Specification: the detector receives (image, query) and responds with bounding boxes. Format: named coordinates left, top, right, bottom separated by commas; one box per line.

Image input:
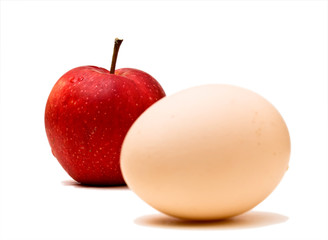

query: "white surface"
left=0, top=1, right=327, bottom=239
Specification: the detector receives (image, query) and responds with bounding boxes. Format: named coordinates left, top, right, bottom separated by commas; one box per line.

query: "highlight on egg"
left=121, top=84, right=291, bottom=221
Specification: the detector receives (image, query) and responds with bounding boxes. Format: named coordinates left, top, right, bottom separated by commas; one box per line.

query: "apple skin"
left=45, top=66, right=165, bottom=185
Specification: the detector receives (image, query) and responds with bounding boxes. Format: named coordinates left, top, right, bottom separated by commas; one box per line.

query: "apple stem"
left=110, top=38, right=123, bottom=74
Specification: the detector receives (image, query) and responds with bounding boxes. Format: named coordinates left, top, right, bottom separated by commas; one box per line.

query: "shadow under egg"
left=134, top=210, right=288, bottom=230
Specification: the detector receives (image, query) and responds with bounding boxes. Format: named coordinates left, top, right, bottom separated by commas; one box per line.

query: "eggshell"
left=121, top=84, right=290, bottom=220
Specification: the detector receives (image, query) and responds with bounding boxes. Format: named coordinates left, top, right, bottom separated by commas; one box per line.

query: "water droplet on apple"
left=69, top=76, right=77, bottom=83
left=78, top=76, right=84, bottom=82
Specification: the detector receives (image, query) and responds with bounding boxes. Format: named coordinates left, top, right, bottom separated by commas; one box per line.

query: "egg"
left=121, top=84, right=291, bottom=220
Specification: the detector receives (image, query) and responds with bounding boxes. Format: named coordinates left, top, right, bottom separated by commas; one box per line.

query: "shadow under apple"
left=61, top=179, right=129, bottom=190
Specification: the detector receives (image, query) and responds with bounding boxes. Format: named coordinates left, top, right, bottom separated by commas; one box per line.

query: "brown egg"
left=121, top=84, right=291, bottom=220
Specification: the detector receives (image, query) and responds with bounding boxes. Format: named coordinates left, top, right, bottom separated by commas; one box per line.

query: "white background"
left=1, top=0, right=327, bottom=239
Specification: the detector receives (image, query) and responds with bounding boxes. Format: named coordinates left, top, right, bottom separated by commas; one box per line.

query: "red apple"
left=45, top=39, right=165, bottom=185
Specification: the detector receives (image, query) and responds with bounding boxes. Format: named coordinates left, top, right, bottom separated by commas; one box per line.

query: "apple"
left=45, top=38, right=166, bottom=185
